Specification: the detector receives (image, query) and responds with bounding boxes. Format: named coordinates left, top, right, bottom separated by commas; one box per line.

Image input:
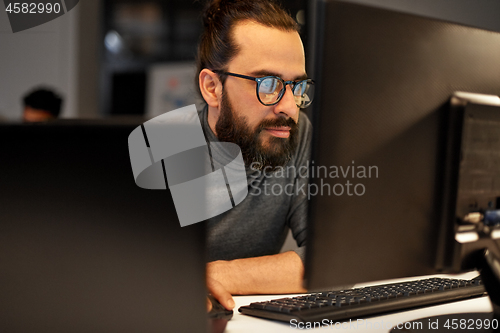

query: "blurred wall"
left=0, top=4, right=78, bottom=120
left=77, top=0, right=101, bottom=118
left=0, top=1, right=101, bottom=120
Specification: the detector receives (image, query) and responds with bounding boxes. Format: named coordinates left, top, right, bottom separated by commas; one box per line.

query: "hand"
left=207, top=275, right=235, bottom=311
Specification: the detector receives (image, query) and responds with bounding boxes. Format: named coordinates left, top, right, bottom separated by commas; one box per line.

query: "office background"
left=1, top=0, right=500, bottom=121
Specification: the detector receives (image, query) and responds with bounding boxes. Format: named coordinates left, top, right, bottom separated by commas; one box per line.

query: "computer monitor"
left=306, top=0, right=500, bottom=292
left=0, top=121, right=208, bottom=332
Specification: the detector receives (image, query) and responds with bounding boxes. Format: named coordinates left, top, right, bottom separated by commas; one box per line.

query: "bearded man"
left=197, top=0, right=314, bottom=309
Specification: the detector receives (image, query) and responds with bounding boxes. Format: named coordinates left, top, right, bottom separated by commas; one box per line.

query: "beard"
left=215, top=89, right=299, bottom=171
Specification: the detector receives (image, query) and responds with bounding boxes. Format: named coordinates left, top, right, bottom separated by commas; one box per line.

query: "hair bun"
left=203, top=0, right=221, bottom=26
left=203, top=0, right=243, bottom=27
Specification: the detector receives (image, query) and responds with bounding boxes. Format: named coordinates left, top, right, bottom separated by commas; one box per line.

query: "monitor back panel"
left=307, top=0, right=500, bottom=289
left=0, top=123, right=207, bottom=333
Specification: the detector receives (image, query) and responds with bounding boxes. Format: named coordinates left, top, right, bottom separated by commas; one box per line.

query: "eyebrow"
left=249, top=70, right=309, bottom=81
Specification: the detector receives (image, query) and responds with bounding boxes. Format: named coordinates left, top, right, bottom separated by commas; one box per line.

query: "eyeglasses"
left=213, top=70, right=315, bottom=108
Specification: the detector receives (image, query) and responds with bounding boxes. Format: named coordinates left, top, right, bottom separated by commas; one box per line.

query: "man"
left=196, top=0, right=313, bottom=310
left=22, top=88, right=63, bottom=122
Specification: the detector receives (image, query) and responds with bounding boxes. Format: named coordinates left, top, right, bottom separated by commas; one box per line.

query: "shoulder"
left=291, top=111, right=312, bottom=167
left=298, top=111, right=312, bottom=141
left=297, top=111, right=312, bottom=150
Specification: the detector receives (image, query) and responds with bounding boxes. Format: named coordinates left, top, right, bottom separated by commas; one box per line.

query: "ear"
left=199, top=69, right=222, bottom=108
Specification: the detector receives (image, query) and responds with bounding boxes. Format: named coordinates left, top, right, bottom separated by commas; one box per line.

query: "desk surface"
left=226, top=272, right=493, bottom=332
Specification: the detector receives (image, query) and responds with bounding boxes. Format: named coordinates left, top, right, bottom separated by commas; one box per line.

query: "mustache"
left=257, top=117, right=298, bottom=132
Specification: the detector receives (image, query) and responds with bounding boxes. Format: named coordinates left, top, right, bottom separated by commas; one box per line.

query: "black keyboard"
left=239, top=277, right=486, bottom=323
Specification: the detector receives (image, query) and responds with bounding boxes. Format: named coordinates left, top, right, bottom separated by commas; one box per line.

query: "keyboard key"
left=249, top=302, right=266, bottom=309
left=264, top=304, right=282, bottom=312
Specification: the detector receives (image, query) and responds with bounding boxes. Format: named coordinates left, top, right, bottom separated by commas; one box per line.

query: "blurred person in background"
left=22, top=87, right=63, bottom=122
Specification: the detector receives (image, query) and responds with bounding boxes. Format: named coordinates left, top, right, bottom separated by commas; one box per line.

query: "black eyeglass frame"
left=213, top=70, right=315, bottom=108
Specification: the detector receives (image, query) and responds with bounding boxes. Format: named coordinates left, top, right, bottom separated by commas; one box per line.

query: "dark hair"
left=23, top=88, right=63, bottom=118
left=196, top=0, right=299, bottom=96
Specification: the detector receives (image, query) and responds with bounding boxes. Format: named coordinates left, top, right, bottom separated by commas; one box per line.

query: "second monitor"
left=306, top=0, right=500, bottom=289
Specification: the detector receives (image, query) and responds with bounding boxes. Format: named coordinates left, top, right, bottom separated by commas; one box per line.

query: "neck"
left=207, top=105, right=220, bottom=137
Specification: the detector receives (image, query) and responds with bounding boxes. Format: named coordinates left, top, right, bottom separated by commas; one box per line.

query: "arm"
left=207, top=250, right=306, bottom=310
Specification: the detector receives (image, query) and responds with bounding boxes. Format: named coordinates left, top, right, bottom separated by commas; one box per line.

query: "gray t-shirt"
left=199, top=105, right=312, bottom=263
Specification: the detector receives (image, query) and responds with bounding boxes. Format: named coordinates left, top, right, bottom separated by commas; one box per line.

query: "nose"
left=273, top=85, right=299, bottom=122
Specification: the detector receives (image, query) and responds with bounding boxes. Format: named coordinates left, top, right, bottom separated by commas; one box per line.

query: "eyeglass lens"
left=258, top=77, right=314, bottom=108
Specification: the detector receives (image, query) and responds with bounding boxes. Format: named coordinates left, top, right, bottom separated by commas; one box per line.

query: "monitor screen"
left=0, top=122, right=208, bottom=332
left=306, top=0, right=500, bottom=290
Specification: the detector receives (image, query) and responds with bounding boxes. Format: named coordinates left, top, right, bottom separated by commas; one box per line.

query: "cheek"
left=226, top=84, right=267, bottom=129
left=247, top=109, right=268, bottom=131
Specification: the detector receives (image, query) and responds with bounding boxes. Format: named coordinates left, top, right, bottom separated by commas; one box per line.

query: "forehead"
left=229, top=21, right=305, bottom=79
